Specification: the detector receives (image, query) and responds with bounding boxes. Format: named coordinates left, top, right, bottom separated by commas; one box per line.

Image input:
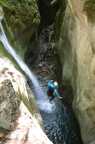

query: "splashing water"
left=0, top=22, right=55, bottom=113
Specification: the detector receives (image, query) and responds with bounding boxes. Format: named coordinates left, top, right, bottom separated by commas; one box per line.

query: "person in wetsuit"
left=46, top=80, right=83, bottom=144
left=47, top=80, right=62, bottom=101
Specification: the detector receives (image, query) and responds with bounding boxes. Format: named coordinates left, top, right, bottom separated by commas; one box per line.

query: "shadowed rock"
left=57, top=0, right=95, bottom=143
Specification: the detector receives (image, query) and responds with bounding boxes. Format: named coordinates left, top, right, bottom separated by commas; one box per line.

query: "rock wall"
left=2, top=0, right=40, bottom=41
left=0, top=56, right=53, bottom=144
left=57, top=0, right=95, bottom=144
left=0, top=0, right=40, bottom=58
left=0, top=79, right=20, bottom=130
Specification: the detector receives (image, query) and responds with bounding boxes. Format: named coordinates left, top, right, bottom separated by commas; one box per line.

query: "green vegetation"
left=84, top=0, right=95, bottom=10
left=0, top=0, right=40, bottom=58
left=84, top=0, right=95, bottom=22
left=0, top=42, right=20, bottom=70
left=0, top=0, right=10, bottom=8
left=55, top=0, right=66, bottom=40
left=0, top=0, right=40, bottom=32
left=55, top=8, right=64, bottom=41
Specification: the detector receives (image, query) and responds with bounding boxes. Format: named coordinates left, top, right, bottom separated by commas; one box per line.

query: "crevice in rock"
left=24, top=1, right=83, bottom=144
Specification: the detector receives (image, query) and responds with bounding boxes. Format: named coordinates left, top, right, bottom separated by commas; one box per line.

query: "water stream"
left=0, top=22, right=55, bottom=113
left=0, top=22, right=83, bottom=144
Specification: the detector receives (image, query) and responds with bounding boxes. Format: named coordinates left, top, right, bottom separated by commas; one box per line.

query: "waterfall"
left=0, top=22, right=55, bottom=113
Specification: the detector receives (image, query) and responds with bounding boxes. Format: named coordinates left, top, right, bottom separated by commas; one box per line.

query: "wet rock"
left=37, top=0, right=59, bottom=29
left=0, top=56, right=40, bottom=120
left=0, top=1, right=40, bottom=59
left=57, top=0, right=95, bottom=143
left=0, top=6, right=4, bottom=21
left=5, top=103, right=53, bottom=144
left=0, top=56, right=53, bottom=144
left=40, top=99, right=83, bottom=144
left=1, top=0, right=40, bottom=43
left=25, top=24, right=65, bottom=144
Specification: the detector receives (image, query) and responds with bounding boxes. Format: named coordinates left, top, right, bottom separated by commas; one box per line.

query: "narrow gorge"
left=0, top=0, right=95, bottom=144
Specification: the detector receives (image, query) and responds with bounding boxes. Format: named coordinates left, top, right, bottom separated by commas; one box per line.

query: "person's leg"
left=49, top=95, right=55, bottom=101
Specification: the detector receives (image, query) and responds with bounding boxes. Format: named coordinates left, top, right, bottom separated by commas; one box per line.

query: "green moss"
left=0, top=42, right=8, bottom=57
left=55, top=8, right=64, bottom=40
left=0, top=0, right=40, bottom=58
left=84, top=0, right=95, bottom=22
left=0, top=0, right=11, bottom=8
left=1, top=20, right=25, bottom=59
left=0, top=42, right=20, bottom=70
left=55, top=0, right=66, bottom=40
left=84, top=0, right=95, bottom=10
left=1, top=0, right=40, bottom=34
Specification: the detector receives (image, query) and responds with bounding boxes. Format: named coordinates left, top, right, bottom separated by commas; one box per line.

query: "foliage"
left=84, top=0, right=95, bottom=10
left=0, top=0, right=10, bottom=8
left=0, top=0, right=40, bottom=33
left=0, top=0, right=40, bottom=59
left=0, top=42, right=20, bottom=70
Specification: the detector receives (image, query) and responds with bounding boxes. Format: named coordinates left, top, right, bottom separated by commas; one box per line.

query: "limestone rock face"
left=0, top=56, right=39, bottom=121
left=57, top=0, right=95, bottom=144
left=0, top=79, right=20, bottom=130
left=6, top=102, right=53, bottom=144
left=0, top=56, right=53, bottom=144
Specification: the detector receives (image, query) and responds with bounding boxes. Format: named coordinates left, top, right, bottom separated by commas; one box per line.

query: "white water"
left=0, top=22, right=55, bottom=113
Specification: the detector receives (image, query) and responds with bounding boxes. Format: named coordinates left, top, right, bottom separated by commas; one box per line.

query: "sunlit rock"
left=0, top=56, right=53, bottom=144
left=0, top=79, right=20, bottom=130
left=57, top=0, right=95, bottom=144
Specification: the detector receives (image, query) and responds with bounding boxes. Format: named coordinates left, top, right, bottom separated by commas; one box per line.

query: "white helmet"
left=54, top=81, right=58, bottom=89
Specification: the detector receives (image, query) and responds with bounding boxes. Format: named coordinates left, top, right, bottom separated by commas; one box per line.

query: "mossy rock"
left=0, top=0, right=40, bottom=38
left=84, top=0, right=95, bottom=22
left=0, top=0, right=40, bottom=58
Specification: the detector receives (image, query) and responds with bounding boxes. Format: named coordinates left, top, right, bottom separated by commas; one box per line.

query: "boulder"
left=0, top=56, right=53, bottom=144
left=0, top=79, right=20, bottom=130
left=57, top=0, right=95, bottom=144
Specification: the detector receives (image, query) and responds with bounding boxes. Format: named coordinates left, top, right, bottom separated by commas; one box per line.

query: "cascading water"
left=0, top=22, right=55, bottom=113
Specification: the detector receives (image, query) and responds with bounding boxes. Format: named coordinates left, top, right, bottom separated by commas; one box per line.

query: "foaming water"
left=0, top=22, right=55, bottom=113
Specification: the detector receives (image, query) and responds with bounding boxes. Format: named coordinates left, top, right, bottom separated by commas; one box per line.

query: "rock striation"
left=57, top=0, right=95, bottom=143
left=0, top=56, right=53, bottom=144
